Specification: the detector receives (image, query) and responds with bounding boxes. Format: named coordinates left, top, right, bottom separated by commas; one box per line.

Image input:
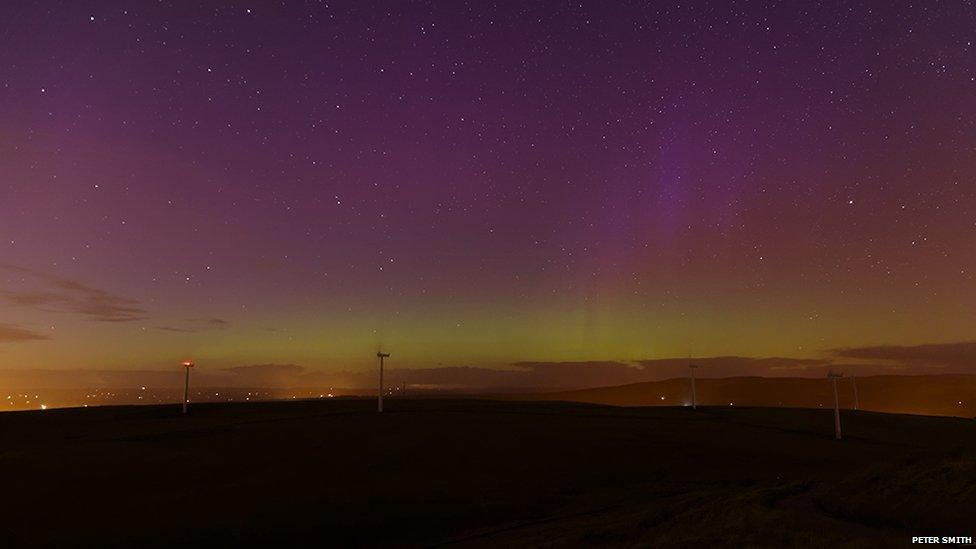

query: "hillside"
left=0, top=398, right=974, bottom=546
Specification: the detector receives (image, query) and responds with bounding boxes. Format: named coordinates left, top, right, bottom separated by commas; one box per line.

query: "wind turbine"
left=376, top=350, right=390, bottom=413
left=181, top=360, right=194, bottom=414
left=828, top=371, right=843, bottom=440
left=689, top=362, right=699, bottom=410
left=852, top=374, right=859, bottom=411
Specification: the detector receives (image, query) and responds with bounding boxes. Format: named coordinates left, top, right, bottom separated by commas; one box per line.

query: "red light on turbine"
left=182, top=361, right=195, bottom=368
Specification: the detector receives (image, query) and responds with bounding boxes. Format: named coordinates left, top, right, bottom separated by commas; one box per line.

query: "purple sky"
left=1, top=1, right=974, bottom=381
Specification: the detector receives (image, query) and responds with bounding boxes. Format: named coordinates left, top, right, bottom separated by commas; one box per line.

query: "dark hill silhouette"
left=0, top=399, right=974, bottom=546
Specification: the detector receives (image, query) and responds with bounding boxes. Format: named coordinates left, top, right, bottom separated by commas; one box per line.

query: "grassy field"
left=0, top=399, right=973, bottom=547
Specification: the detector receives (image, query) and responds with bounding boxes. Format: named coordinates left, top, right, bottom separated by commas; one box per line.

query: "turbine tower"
left=689, top=362, right=699, bottom=410
left=852, top=374, right=859, bottom=411
left=377, top=350, right=390, bottom=413
left=828, top=371, right=843, bottom=440
left=181, top=360, right=194, bottom=414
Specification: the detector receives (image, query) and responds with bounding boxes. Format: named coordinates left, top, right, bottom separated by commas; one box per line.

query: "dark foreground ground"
left=1, top=399, right=974, bottom=547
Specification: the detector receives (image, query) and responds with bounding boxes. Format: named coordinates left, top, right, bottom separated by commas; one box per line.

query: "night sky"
left=1, top=1, right=974, bottom=378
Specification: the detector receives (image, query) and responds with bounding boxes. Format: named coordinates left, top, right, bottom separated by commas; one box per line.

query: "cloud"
left=622, top=356, right=853, bottom=380
left=0, top=323, right=49, bottom=343
left=156, top=317, right=230, bottom=333
left=831, top=341, right=976, bottom=369
left=0, top=264, right=146, bottom=322
left=201, top=318, right=229, bottom=327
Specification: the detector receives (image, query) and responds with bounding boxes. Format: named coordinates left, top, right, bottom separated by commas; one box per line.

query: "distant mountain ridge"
left=513, top=375, right=976, bottom=418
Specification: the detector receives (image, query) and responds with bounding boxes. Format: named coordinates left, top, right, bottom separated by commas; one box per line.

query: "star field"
left=0, top=1, right=974, bottom=374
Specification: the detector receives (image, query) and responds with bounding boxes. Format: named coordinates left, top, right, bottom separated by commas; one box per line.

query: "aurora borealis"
left=1, top=1, right=974, bottom=381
